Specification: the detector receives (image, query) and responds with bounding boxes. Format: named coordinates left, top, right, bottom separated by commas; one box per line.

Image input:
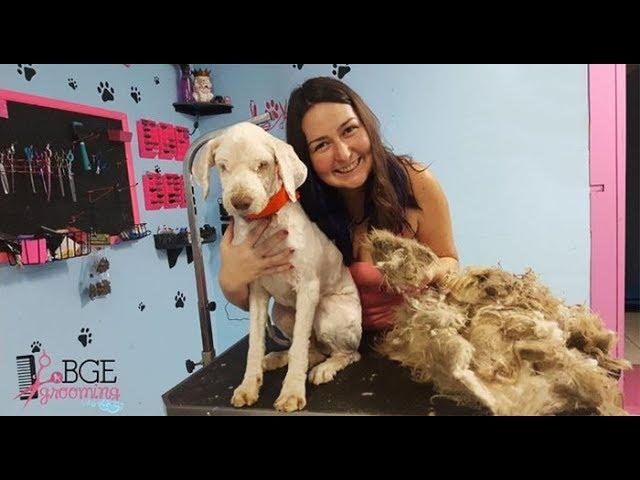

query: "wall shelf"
left=172, top=102, right=233, bottom=116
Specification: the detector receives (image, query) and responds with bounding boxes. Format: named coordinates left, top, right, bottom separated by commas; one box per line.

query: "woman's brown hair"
left=286, top=77, right=422, bottom=265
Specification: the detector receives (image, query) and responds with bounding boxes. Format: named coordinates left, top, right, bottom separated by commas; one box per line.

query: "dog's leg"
left=308, top=352, right=360, bottom=385
left=264, top=303, right=327, bottom=372
left=263, top=351, right=289, bottom=371
left=274, top=280, right=319, bottom=412
left=308, top=292, right=362, bottom=385
left=231, top=285, right=270, bottom=408
left=264, top=347, right=326, bottom=372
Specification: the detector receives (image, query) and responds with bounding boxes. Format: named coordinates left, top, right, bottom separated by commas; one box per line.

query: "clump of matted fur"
left=363, top=229, right=631, bottom=416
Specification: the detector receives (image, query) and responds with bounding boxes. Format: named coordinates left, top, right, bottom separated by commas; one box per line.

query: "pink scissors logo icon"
left=14, top=350, right=62, bottom=408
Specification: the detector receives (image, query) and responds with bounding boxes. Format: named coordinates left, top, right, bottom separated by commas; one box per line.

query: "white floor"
left=625, top=311, right=640, bottom=364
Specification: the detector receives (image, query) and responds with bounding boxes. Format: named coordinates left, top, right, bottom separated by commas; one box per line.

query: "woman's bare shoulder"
left=403, top=160, right=441, bottom=202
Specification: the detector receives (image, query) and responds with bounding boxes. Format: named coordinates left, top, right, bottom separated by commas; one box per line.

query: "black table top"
left=162, top=333, right=490, bottom=416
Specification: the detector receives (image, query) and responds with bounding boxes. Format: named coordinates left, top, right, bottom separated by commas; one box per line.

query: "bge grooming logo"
left=15, top=342, right=121, bottom=410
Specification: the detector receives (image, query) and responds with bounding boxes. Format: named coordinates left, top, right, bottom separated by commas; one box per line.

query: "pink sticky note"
left=0, top=99, right=8, bottom=119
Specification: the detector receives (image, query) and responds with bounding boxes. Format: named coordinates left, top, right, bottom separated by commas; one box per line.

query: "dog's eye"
left=219, top=164, right=227, bottom=172
left=257, top=161, right=268, bottom=171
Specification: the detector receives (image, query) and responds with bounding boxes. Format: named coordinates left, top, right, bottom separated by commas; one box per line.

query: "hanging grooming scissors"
left=24, top=145, right=36, bottom=193
left=66, top=149, right=77, bottom=203
left=0, top=153, right=9, bottom=194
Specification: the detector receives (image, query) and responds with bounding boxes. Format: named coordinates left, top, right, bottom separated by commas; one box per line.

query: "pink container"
left=157, top=123, right=177, bottom=160
left=20, top=238, right=48, bottom=265
left=142, top=172, right=165, bottom=210
left=163, top=173, right=183, bottom=209
left=174, top=126, right=190, bottom=161
left=136, top=119, right=160, bottom=158
left=108, top=129, right=133, bottom=142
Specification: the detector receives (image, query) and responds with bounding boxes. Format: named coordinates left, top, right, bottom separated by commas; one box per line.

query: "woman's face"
left=302, top=102, right=373, bottom=190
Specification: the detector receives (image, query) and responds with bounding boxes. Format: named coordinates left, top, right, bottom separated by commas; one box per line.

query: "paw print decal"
left=332, top=64, right=351, bottom=79
left=130, top=86, right=142, bottom=103
left=175, top=291, right=186, bottom=308
left=97, top=81, right=115, bottom=102
left=78, top=328, right=93, bottom=347
left=17, top=64, right=37, bottom=81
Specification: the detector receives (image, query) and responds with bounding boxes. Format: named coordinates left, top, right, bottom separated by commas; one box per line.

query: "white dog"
left=192, top=122, right=362, bottom=412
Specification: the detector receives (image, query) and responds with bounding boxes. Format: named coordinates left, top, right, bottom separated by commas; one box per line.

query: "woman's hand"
left=219, top=218, right=295, bottom=292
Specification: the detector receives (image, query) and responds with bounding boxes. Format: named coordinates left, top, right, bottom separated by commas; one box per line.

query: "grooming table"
left=162, top=333, right=490, bottom=416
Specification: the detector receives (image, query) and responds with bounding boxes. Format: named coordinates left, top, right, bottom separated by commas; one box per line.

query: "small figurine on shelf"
left=192, top=68, right=214, bottom=103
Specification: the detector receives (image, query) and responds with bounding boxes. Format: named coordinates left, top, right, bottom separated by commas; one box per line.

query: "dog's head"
left=192, top=122, right=308, bottom=217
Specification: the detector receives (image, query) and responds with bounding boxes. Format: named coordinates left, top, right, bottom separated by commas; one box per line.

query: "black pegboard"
left=0, top=97, right=136, bottom=236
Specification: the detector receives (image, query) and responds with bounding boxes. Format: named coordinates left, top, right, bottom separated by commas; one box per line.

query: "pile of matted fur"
left=363, top=229, right=631, bottom=416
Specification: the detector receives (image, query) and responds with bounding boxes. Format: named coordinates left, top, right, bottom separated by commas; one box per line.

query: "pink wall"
left=589, top=64, right=637, bottom=413
left=588, top=65, right=626, bottom=356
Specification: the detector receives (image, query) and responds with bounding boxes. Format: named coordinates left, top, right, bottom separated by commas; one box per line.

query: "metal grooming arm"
left=183, top=113, right=273, bottom=373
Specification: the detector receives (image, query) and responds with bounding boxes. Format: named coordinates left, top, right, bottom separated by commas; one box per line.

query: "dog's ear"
left=272, top=137, right=308, bottom=202
left=192, top=137, right=221, bottom=200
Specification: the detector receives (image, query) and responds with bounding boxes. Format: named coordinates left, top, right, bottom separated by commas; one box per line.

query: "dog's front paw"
left=231, top=376, right=262, bottom=408
left=308, top=361, right=338, bottom=385
left=274, top=382, right=306, bottom=412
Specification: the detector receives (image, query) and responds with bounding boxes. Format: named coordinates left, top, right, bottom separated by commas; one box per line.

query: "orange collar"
left=244, top=185, right=300, bottom=221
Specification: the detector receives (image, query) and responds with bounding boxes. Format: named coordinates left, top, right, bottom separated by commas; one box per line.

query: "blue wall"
left=0, top=64, right=591, bottom=415
left=207, top=64, right=590, bottom=304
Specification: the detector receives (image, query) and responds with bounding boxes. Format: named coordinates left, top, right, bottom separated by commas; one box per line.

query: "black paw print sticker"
left=17, top=64, right=37, bottom=81
left=154, top=75, right=160, bottom=85
left=68, top=78, right=78, bottom=90
left=175, top=291, right=186, bottom=308
left=138, top=302, right=146, bottom=312
left=332, top=64, right=351, bottom=79
left=130, top=86, right=142, bottom=103
left=30, top=341, right=42, bottom=353
left=97, top=81, right=115, bottom=102
left=78, top=328, right=93, bottom=347
left=291, top=64, right=304, bottom=70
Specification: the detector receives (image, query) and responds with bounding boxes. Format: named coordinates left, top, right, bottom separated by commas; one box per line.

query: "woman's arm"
left=219, top=267, right=251, bottom=311
left=218, top=219, right=295, bottom=311
left=409, top=166, right=460, bottom=283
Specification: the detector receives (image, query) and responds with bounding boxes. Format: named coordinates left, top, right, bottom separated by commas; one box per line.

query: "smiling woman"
left=302, top=103, right=374, bottom=190
left=284, top=77, right=459, bottom=332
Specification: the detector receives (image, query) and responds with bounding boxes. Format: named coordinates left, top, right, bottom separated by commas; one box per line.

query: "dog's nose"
left=231, top=195, right=252, bottom=211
